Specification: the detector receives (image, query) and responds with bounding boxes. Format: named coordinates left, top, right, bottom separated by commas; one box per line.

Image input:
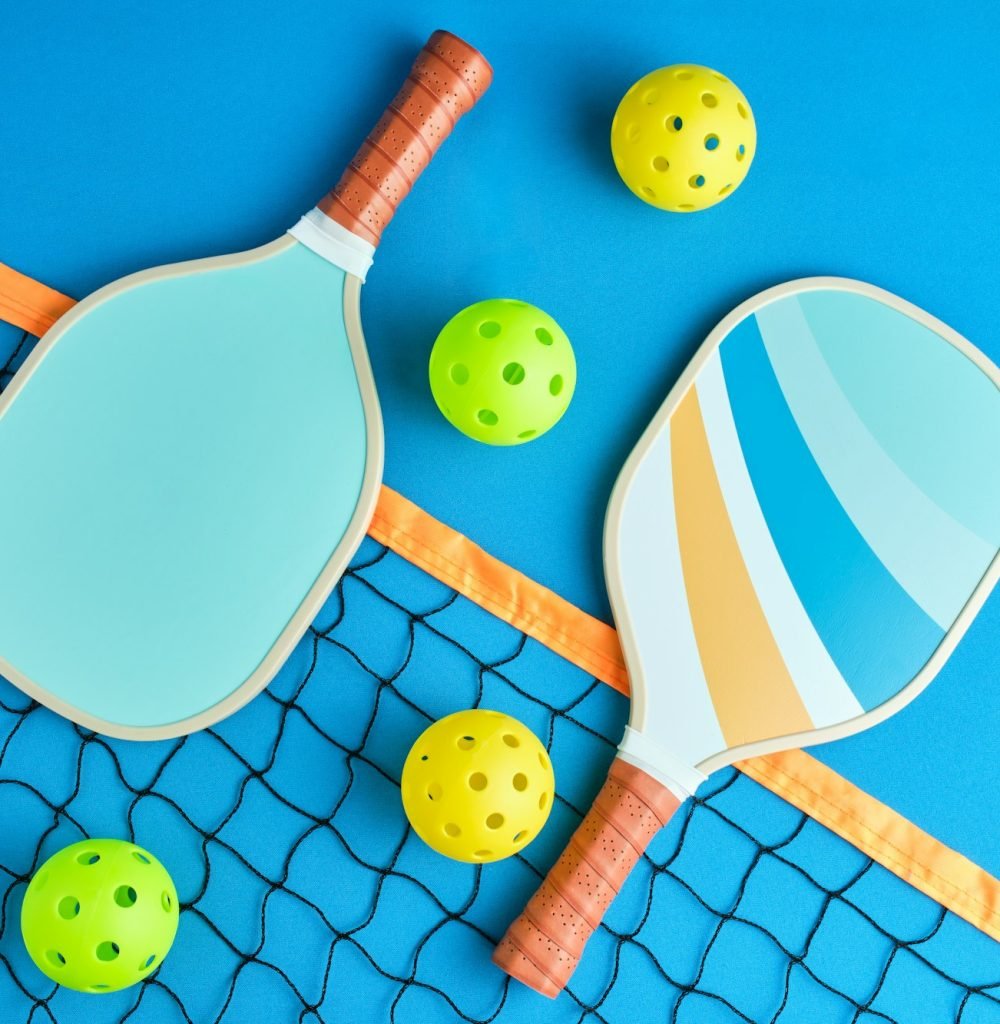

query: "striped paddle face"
left=607, top=278, right=1000, bottom=775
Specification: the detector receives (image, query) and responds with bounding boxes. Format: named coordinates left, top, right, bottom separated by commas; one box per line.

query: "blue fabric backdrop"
left=0, top=0, right=997, bottom=882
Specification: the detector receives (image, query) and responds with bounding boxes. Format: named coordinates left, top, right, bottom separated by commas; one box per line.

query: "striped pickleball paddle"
left=494, top=277, right=1000, bottom=997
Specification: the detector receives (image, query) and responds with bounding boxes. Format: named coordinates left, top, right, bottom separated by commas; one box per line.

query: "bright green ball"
left=20, top=839, right=179, bottom=993
left=428, top=299, right=576, bottom=445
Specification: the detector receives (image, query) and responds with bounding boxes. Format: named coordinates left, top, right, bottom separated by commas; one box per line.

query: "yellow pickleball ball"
left=610, top=64, right=756, bottom=212
left=401, top=710, right=555, bottom=863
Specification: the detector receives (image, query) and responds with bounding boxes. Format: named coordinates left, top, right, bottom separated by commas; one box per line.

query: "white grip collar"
left=617, top=726, right=708, bottom=801
left=288, top=208, right=375, bottom=282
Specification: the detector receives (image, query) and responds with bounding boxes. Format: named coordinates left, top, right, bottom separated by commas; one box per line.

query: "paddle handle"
left=318, top=30, right=492, bottom=246
left=492, top=757, right=681, bottom=998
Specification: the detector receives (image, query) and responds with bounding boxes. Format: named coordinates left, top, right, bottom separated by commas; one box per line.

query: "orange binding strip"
left=5, top=265, right=1000, bottom=943
left=738, top=750, right=1000, bottom=941
left=370, top=487, right=629, bottom=695
left=0, top=262, right=75, bottom=337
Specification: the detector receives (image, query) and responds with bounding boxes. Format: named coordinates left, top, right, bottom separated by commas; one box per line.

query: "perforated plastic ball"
left=428, top=299, right=576, bottom=445
left=610, top=64, right=756, bottom=212
left=20, top=839, right=179, bottom=993
left=401, top=710, right=555, bottom=863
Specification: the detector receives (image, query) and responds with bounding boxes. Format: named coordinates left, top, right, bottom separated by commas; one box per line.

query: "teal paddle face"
left=607, top=278, right=1000, bottom=776
left=0, top=239, right=381, bottom=737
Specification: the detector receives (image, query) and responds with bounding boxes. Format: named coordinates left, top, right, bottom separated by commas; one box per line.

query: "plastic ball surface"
left=610, top=64, right=756, bottom=212
left=428, top=299, right=576, bottom=445
left=20, top=838, right=179, bottom=993
left=401, top=709, right=555, bottom=863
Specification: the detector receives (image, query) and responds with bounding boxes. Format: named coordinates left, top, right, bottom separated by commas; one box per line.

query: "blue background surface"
left=1, top=2, right=998, bottom=872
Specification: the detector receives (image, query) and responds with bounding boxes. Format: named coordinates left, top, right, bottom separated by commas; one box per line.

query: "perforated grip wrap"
left=318, top=30, right=492, bottom=246
left=493, top=757, right=681, bottom=998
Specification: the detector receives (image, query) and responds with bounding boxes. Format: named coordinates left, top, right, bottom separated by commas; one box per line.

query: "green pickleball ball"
left=429, top=299, right=576, bottom=445
left=20, top=838, right=179, bottom=993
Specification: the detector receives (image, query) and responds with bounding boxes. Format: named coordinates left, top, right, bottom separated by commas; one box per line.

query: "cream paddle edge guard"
left=493, top=277, right=1000, bottom=997
left=0, top=31, right=492, bottom=742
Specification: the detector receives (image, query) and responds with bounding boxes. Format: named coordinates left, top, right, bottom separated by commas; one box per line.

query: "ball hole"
left=132, top=852, right=151, bottom=865
left=538, top=751, right=549, bottom=770
left=701, top=92, right=718, bottom=108
left=45, top=950, right=66, bottom=968
left=652, top=156, right=669, bottom=172
left=486, top=813, right=505, bottom=830
left=625, top=123, right=640, bottom=142
left=449, top=363, right=470, bottom=385
left=704, top=134, right=720, bottom=151
left=141, top=954, right=157, bottom=971
left=57, top=896, right=80, bottom=919
left=674, top=70, right=693, bottom=80
left=737, top=102, right=748, bottom=119
left=641, top=88, right=659, bottom=105
left=114, top=886, right=137, bottom=909
left=736, top=144, right=746, bottom=162
left=444, top=823, right=462, bottom=838
left=502, top=362, right=525, bottom=385
left=427, top=782, right=443, bottom=801
left=689, top=175, right=706, bottom=189
left=96, top=941, right=120, bottom=962
left=77, top=851, right=100, bottom=866
left=34, top=872, right=49, bottom=891
left=476, top=410, right=498, bottom=427
left=641, top=186, right=656, bottom=199
left=517, top=429, right=537, bottom=440
left=549, top=376, right=564, bottom=397
left=468, top=772, right=488, bottom=791
left=539, top=792, right=549, bottom=811
left=678, top=203, right=695, bottom=211
left=666, top=115, right=683, bottom=132
left=161, top=891, right=172, bottom=912
left=456, top=735, right=476, bottom=750
left=502, top=734, right=520, bottom=748
left=535, top=327, right=553, bottom=346
left=713, top=72, right=729, bottom=82
left=719, top=183, right=733, bottom=196
left=513, top=831, right=530, bottom=844
left=512, top=773, right=528, bottom=792
left=478, top=321, right=501, bottom=339
left=420, top=754, right=429, bottom=762
left=474, top=850, right=492, bottom=859
left=91, top=984, right=109, bottom=991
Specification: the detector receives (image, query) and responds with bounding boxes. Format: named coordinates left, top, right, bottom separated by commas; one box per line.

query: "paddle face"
left=0, top=238, right=381, bottom=737
left=607, top=278, right=1000, bottom=775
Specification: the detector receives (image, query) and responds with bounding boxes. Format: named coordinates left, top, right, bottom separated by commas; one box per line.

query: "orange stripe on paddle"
left=671, top=387, right=813, bottom=746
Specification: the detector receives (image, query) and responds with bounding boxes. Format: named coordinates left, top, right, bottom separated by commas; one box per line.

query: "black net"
left=1, top=328, right=31, bottom=390
left=1, top=327, right=999, bottom=1024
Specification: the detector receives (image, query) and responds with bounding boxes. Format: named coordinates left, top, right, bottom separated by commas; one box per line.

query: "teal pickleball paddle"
left=0, top=32, right=491, bottom=739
